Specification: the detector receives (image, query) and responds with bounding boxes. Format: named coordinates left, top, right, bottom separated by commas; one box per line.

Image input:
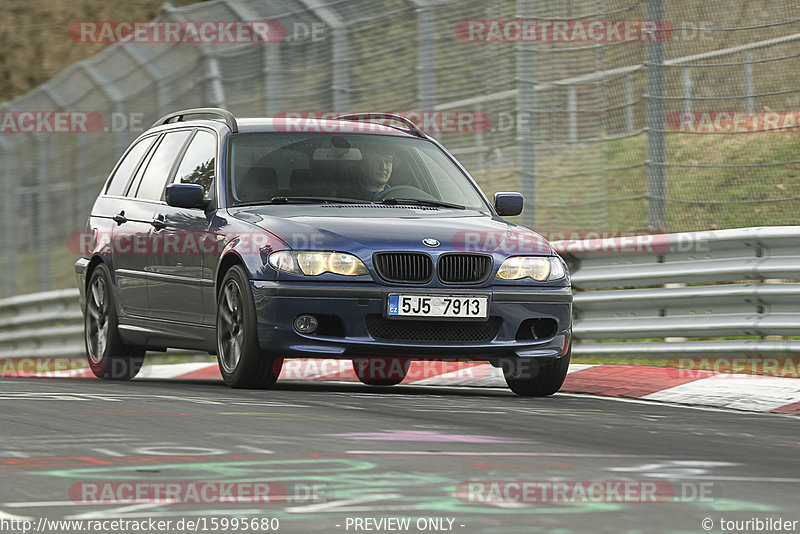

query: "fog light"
left=294, top=314, right=318, bottom=334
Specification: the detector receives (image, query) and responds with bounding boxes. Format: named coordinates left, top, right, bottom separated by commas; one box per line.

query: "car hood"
left=228, top=205, right=553, bottom=256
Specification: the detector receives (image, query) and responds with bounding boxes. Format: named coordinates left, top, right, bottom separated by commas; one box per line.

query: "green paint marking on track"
left=29, top=458, right=377, bottom=480
left=422, top=498, right=625, bottom=515
left=29, top=457, right=629, bottom=518
left=693, top=498, right=781, bottom=512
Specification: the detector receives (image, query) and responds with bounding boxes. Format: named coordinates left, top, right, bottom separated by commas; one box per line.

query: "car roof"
left=148, top=117, right=417, bottom=138
left=237, top=118, right=415, bottom=137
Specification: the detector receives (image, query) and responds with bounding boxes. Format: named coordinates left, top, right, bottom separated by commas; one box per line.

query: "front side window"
left=135, top=130, right=192, bottom=201
left=174, top=130, right=216, bottom=198
left=228, top=133, right=488, bottom=210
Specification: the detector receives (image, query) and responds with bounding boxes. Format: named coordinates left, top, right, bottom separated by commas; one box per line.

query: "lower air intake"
left=365, top=315, right=502, bottom=343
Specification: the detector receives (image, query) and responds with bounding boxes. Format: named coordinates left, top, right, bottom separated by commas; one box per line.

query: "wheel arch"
left=85, top=255, right=107, bottom=291
left=215, top=252, right=247, bottom=298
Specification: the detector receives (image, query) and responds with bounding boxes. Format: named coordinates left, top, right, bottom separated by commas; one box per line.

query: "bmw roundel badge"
left=422, top=238, right=440, bottom=247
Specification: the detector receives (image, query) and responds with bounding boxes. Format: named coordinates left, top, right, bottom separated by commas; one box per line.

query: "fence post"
left=224, top=0, right=282, bottom=115
left=264, top=45, right=282, bottom=115
left=75, top=139, right=93, bottom=237
left=204, top=52, right=227, bottom=109
left=35, top=134, right=50, bottom=292
left=567, top=85, right=577, bottom=145
left=645, top=0, right=667, bottom=231
left=0, top=132, right=17, bottom=297
left=475, top=103, right=486, bottom=170
left=123, top=44, right=171, bottom=117
left=416, top=0, right=436, bottom=109
left=743, top=51, right=754, bottom=115
left=81, top=64, right=129, bottom=159
left=300, top=0, right=350, bottom=110
left=330, top=27, right=350, bottom=110
left=516, top=0, right=536, bottom=228
left=682, top=66, right=691, bottom=112
left=625, top=73, right=634, bottom=134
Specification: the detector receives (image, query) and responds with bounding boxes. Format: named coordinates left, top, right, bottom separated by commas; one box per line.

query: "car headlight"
left=269, top=251, right=369, bottom=276
left=496, top=256, right=566, bottom=281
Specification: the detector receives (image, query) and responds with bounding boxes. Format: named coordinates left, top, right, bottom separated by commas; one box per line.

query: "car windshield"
left=228, top=133, right=489, bottom=210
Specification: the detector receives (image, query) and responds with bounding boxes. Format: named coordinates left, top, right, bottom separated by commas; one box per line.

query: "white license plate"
left=387, top=294, right=488, bottom=319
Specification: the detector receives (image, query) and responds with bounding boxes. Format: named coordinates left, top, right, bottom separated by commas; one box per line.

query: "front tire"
left=353, top=357, right=410, bottom=386
left=217, top=265, right=283, bottom=388
left=503, top=348, right=571, bottom=397
left=84, top=264, right=145, bottom=380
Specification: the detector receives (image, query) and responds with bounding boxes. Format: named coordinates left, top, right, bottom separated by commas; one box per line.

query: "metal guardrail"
left=0, top=289, right=84, bottom=359
left=563, top=226, right=800, bottom=356
left=0, top=227, right=798, bottom=361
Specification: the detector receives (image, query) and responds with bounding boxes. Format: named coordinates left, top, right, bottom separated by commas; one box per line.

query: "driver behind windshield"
left=356, top=147, right=395, bottom=199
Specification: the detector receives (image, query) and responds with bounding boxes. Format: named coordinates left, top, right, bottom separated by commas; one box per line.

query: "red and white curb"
left=2, top=360, right=798, bottom=415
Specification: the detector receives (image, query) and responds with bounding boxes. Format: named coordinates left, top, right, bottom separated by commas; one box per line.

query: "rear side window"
left=173, top=130, right=216, bottom=198
left=105, top=136, right=156, bottom=196
left=135, top=130, right=192, bottom=200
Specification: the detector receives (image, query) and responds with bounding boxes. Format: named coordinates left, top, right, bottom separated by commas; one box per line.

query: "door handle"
left=151, top=215, right=166, bottom=230
left=113, top=212, right=127, bottom=225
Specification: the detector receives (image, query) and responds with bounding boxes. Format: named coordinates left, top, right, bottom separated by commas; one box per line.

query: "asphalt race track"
left=0, top=377, right=798, bottom=534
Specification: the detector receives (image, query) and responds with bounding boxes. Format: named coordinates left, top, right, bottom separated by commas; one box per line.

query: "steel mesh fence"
left=0, top=0, right=799, bottom=296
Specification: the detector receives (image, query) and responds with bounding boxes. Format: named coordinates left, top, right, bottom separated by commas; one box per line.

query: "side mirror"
left=166, top=183, right=205, bottom=209
left=494, top=192, right=524, bottom=216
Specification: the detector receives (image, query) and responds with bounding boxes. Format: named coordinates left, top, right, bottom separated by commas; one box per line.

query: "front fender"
left=215, top=229, right=288, bottom=281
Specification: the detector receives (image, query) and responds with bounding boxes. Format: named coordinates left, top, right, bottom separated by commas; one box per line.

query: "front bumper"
left=251, top=281, right=572, bottom=360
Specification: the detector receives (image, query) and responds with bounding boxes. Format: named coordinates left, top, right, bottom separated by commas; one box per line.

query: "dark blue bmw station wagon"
left=75, top=109, right=572, bottom=396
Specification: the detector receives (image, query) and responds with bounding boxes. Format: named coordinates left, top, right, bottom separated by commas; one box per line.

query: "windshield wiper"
left=380, top=197, right=466, bottom=210
left=268, top=196, right=371, bottom=204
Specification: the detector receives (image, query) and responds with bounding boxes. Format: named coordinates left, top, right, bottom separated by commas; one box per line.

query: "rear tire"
left=503, top=348, right=571, bottom=397
left=217, top=265, right=283, bottom=388
left=84, top=264, right=145, bottom=380
left=353, top=357, right=410, bottom=386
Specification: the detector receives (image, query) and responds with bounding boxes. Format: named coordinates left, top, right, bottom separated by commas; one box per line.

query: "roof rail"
left=152, top=107, right=238, bottom=133
left=333, top=113, right=427, bottom=138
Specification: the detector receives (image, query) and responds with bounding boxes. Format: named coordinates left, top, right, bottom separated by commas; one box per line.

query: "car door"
left=148, top=129, right=218, bottom=324
left=107, top=134, right=159, bottom=317
left=119, top=129, right=192, bottom=324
